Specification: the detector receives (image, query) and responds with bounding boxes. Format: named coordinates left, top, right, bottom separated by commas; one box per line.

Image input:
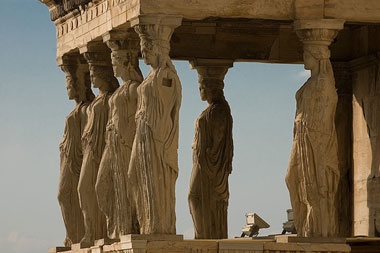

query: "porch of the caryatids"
left=286, top=19, right=345, bottom=237
left=95, top=30, right=143, bottom=239
left=77, top=42, right=119, bottom=247
left=57, top=54, right=94, bottom=247
left=127, top=15, right=183, bottom=235
left=188, top=59, right=234, bottom=239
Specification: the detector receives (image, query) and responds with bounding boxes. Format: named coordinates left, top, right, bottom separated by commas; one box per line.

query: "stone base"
left=275, top=234, right=346, bottom=244
left=71, top=242, right=93, bottom=251
left=94, top=238, right=120, bottom=247
left=347, top=237, right=380, bottom=253
left=50, top=236, right=353, bottom=253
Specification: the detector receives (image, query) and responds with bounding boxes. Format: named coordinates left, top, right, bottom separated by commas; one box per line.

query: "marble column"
left=286, top=19, right=345, bottom=237
left=333, top=62, right=353, bottom=237
left=188, top=59, right=234, bottom=239
left=57, top=54, right=92, bottom=247
left=77, top=42, right=119, bottom=247
left=95, top=30, right=143, bottom=239
left=127, top=15, right=183, bottom=235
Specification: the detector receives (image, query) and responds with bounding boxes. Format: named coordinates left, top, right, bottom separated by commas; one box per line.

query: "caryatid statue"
left=78, top=49, right=120, bottom=246
left=188, top=59, right=234, bottom=239
left=286, top=19, right=344, bottom=237
left=96, top=32, right=143, bottom=239
left=58, top=55, right=94, bottom=247
left=128, top=17, right=182, bottom=234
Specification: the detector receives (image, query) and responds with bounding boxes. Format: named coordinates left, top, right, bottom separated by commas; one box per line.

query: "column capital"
left=57, top=54, right=78, bottom=67
left=79, top=41, right=112, bottom=67
left=102, top=30, right=140, bottom=53
left=294, top=19, right=345, bottom=46
left=190, top=59, right=233, bottom=83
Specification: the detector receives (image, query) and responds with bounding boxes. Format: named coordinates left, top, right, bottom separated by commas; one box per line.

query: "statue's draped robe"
left=78, top=93, right=110, bottom=241
left=286, top=76, right=340, bottom=237
left=128, top=67, right=181, bottom=234
left=188, top=98, right=233, bottom=239
left=58, top=102, right=88, bottom=246
left=97, top=81, right=139, bottom=238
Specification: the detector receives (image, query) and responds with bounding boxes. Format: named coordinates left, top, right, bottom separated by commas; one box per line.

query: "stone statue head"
left=89, top=65, right=119, bottom=93
left=135, top=24, right=172, bottom=69
left=140, top=38, right=159, bottom=68
left=303, top=43, right=333, bottom=80
left=64, top=67, right=77, bottom=100
left=110, top=50, right=143, bottom=83
left=61, top=64, right=94, bottom=103
left=198, top=78, right=224, bottom=103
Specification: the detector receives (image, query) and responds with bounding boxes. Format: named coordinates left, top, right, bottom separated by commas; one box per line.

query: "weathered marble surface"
left=128, top=18, right=182, bottom=234
left=351, top=57, right=380, bottom=236
left=333, top=63, right=352, bottom=237
left=78, top=52, right=119, bottom=246
left=49, top=238, right=351, bottom=253
left=286, top=19, right=344, bottom=237
left=95, top=36, right=143, bottom=239
left=58, top=60, right=94, bottom=247
left=188, top=60, right=233, bottom=239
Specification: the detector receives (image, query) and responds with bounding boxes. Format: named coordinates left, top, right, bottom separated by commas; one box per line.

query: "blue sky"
left=0, top=1, right=310, bottom=252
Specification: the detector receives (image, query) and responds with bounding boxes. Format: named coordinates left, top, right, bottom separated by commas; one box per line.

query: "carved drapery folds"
left=78, top=46, right=119, bottom=247
left=128, top=15, right=182, bottom=234
left=57, top=54, right=93, bottom=247
left=286, top=19, right=344, bottom=237
left=188, top=59, right=234, bottom=239
left=95, top=31, right=143, bottom=239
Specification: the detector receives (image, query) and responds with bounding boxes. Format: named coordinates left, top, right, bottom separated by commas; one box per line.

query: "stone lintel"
left=294, top=19, right=345, bottom=31
left=129, top=14, right=183, bottom=29
left=102, top=29, right=138, bottom=43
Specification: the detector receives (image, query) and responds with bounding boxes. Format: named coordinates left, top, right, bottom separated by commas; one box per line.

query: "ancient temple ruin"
left=40, top=0, right=380, bottom=252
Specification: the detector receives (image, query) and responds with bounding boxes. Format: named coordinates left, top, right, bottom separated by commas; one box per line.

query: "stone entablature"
left=39, top=0, right=380, bottom=59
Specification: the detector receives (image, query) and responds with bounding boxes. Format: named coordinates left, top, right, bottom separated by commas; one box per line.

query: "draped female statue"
left=188, top=69, right=233, bottom=239
left=286, top=43, right=340, bottom=237
left=78, top=59, right=119, bottom=246
left=128, top=24, right=182, bottom=234
left=58, top=64, right=94, bottom=247
left=96, top=41, right=143, bottom=239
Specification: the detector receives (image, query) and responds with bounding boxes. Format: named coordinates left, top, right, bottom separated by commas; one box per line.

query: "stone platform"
left=50, top=235, right=354, bottom=253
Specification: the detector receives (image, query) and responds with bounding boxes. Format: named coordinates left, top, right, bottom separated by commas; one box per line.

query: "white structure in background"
left=241, top=213, right=270, bottom=237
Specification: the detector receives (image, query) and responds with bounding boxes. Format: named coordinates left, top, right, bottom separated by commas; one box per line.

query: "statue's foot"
left=63, top=237, right=72, bottom=247
left=79, top=234, right=93, bottom=248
